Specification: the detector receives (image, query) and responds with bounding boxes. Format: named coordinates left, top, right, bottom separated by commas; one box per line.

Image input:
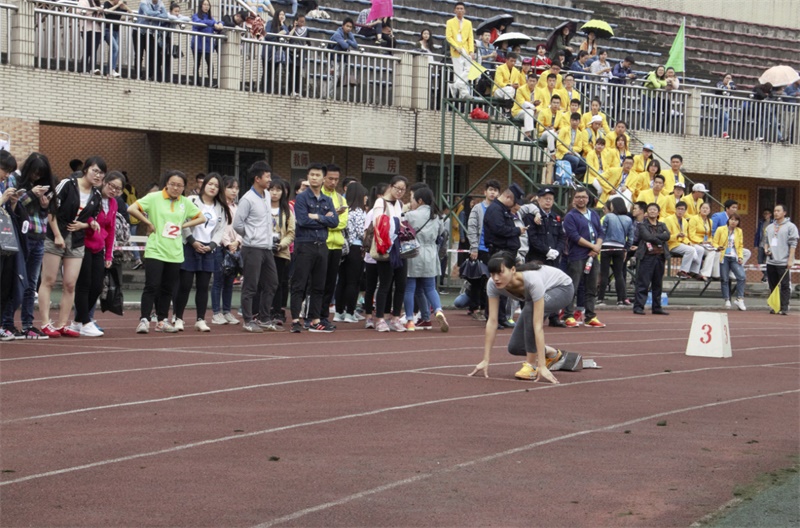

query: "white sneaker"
left=354, top=311, right=365, bottom=321
left=67, top=322, right=82, bottom=333
left=734, top=298, right=746, bottom=311
left=724, top=300, right=731, bottom=309
left=174, top=318, right=185, bottom=331
left=150, top=313, right=158, bottom=323
left=224, top=312, right=240, bottom=325
left=211, top=313, right=227, bottom=325
left=195, top=319, right=211, bottom=332
left=365, top=318, right=375, bottom=329
left=136, top=318, right=149, bottom=334
left=343, top=313, right=360, bottom=323
left=333, top=312, right=346, bottom=322
left=80, top=321, right=104, bottom=337
left=397, top=315, right=408, bottom=325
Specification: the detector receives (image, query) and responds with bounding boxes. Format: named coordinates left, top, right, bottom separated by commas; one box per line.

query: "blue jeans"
left=719, top=255, right=745, bottom=300
left=404, top=276, right=442, bottom=322
left=23, top=238, right=44, bottom=328
left=211, top=249, right=235, bottom=314
left=104, top=28, right=120, bottom=71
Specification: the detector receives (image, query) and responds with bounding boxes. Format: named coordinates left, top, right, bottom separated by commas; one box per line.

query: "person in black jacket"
left=633, top=203, right=670, bottom=315
left=524, top=187, right=565, bottom=327
left=38, top=157, right=104, bottom=337
left=483, top=183, right=527, bottom=327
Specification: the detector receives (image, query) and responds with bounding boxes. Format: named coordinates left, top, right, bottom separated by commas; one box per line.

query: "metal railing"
left=33, top=2, right=225, bottom=86
left=241, top=35, right=399, bottom=105
left=0, top=2, right=15, bottom=64
left=700, top=92, right=799, bottom=145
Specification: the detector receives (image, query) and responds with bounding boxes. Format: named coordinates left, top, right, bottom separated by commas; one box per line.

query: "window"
left=758, top=186, right=794, bottom=218
left=416, top=162, right=466, bottom=210
left=208, top=146, right=270, bottom=195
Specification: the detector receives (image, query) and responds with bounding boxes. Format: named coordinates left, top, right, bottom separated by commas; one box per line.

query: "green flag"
left=664, top=19, right=685, bottom=73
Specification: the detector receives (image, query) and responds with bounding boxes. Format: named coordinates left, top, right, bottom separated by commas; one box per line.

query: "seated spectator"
left=600, top=155, right=636, bottom=205
left=561, top=99, right=581, bottom=132
left=636, top=172, right=670, bottom=219
left=520, top=57, right=533, bottom=78
left=582, top=114, right=606, bottom=156
left=532, top=44, right=551, bottom=75
left=632, top=144, right=656, bottom=194
left=493, top=52, right=523, bottom=100
left=273, top=0, right=297, bottom=18
left=687, top=202, right=717, bottom=280
left=583, top=136, right=607, bottom=193
left=477, top=31, right=497, bottom=68
left=569, top=50, right=590, bottom=79
left=418, top=28, right=434, bottom=54
left=684, top=183, right=707, bottom=218
left=562, top=74, right=581, bottom=107
left=536, top=62, right=563, bottom=90
left=580, top=97, right=611, bottom=133
left=553, top=50, right=567, bottom=69
left=489, top=22, right=508, bottom=44
left=305, top=0, right=329, bottom=19
left=610, top=56, right=636, bottom=85
left=605, top=120, right=630, bottom=152
left=512, top=74, right=537, bottom=138
left=378, top=22, right=396, bottom=52
left=713, top=213, right=747, bottom=310
left=608, top=134, right=630, bottom=169
left=589, top=48, right=612, bottom=82
left=495, top=41, right=509, bottom=63
left=556, top=112, right=588, bottom=179
left=579, top=31, right=597, bottom=60
left=665, top=200, right=702, bottom=278
left=662, top=180, right=686, bottom=219
left=534, top=73, right=565, bottom=111
left=660, top=154, right=685, bottom=196
left=549, top=24, right=574, bottom=65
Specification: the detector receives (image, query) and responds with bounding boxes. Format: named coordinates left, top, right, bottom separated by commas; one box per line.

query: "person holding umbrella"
left=445, top=2, right=475, bottom=99
left=547, top=21, right=576, bottom=67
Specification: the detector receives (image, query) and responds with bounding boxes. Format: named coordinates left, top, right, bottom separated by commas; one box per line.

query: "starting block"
left=686, top=312, right=732, bottom=358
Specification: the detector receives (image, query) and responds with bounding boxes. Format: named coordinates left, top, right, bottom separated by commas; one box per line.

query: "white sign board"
left=685, top=312, right=732, bottom=358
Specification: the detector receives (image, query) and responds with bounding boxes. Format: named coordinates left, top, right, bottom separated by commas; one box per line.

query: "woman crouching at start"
left=469, top=251, right=574, bottom=383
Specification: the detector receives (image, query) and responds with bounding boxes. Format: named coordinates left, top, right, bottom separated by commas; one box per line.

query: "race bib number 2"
left=162, top=222, right=181, bottom=239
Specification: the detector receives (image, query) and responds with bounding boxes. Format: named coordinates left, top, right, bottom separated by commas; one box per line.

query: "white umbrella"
left=758, top=65, right=800, bottom=87
left=493, top=32, right=532, bottom=48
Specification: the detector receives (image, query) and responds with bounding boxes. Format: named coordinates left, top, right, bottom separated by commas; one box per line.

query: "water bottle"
left=584, top=256, right=593, bottom=274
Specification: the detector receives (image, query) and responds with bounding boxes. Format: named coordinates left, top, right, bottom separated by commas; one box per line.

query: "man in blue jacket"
left=562, top=187, right=605, bottom=328
left=328, top=18, right=359, bottom=98
left=483, top=183, right=527, bottom=328
left=290, top=163, right=338, bottom=333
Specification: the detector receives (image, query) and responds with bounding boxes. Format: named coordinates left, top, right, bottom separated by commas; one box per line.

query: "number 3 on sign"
left=162, top=222, right=181, bottom=239
left=700, top=324, right=712, bottom=344
left=686, top=312, right=732, bottom=358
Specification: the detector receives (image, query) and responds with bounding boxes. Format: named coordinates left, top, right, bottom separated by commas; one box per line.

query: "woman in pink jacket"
left=72, top=171, right=122, bottom=336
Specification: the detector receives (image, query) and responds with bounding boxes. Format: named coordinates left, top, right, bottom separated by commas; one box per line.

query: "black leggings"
left=175, top=269, right=212, bottom=321
left=141, top=259, right=181, bottom=321
left=75, top=250, right=106, bottom=324
left=335, top=249, right=364, bottom=315
left=272, top=256, right=290, bottom=318
left=374, top=259, right=407, bottom=318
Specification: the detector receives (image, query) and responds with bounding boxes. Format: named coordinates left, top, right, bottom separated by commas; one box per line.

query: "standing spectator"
left=632, top=203, right=670, bottom=315
left=643, top=65, right=667, bottom=132
left=2, top=153, right=54, bottom=339
left=174, top=173, right=231, bottom=332
left=597, top=197, right=633, bottom=307
left=713, top=213, right=747, bottom=310
left=189, top=173, right=204, bottom=196
left=467, top=179, right=500, bottom=320
left=763, top=204, right=798, bottom=315
left=268, top=179, right=294, bottom=324
left=328, top=18, right=359, bottom=99
left=129, top=171, right=204, bottom=333
left=191, top=0, right=224, bottom=87
left=101, top=0, right=129, bottom=76
left=754, top=208, right=773, bottom=282
left=524, top=187, right=565, bottom=327
left=233, top=162, right=281, bottom=333
left=362, top=183, right=388, bottom=329
left=711, top=199, right=751, bottom=274
left=403, top=187, right=449, bottom=332
left=38, top=157, right=105, bottom=337
left=418, top=28, right=434, bottom=54
left=290, top=163, right=338, bottom=333
left=445, top=2, right=474, bottom=99
left=371, top=176, right=408, bottom=333
left=211, top=175, right=242, bottom=325
left=334, top=182, right=367, bottom=323
left=135, top=0, right=169, bottom=82
left=77, top=0, right=107, bottom=75
left=320, top=164, right=347, bottom=327
left=664, top=200, right=702, bottom=279
left=483, top=183, right=528, bottom=328
left=610, top=55, right=636, bottom=85
left=715, top=73, right=736, bottom=139
left=0, top=152, right=25, bottom=341
left=71, top=171, right=123, bottom=337
left=561, top=187, right=605, bottom=327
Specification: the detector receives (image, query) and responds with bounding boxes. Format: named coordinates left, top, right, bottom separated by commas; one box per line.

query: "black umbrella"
left=459, top=259, right=489, bottom=280
left=475, top=14, right=514, bottom=37
left=546, top=20, right=577, bottom=51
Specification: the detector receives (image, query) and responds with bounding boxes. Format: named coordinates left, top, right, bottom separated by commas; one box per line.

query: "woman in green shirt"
left=128, top=170, right=204, bottom=334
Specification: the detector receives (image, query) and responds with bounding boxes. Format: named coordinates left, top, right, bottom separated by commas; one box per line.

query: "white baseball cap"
left=692, top=183, right=708, bottom=193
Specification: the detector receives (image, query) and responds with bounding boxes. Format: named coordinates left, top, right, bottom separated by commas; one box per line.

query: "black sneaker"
left=8, top=327, right=25, bottom=340
left=290, top=321, right=304, bottom=333
left=308, top=321, right=335, bottom=333
left=320, top=317, right=336, bottom=330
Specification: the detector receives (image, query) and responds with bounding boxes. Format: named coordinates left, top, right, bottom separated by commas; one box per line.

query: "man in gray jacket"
left=466, top=179, right=499, bottom=321
left=764, top=204, right=798, bottom=315
left=233, top=161, right=281, bottom=333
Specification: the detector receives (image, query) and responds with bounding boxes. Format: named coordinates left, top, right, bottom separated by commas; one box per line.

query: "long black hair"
left=487, top=251, right=541, bottom=274
left=269, top=178, right=291, bottom=229
left=368, top=183, right=388, bottom=210
left=345, top=182, right=367, bottom=212
left=413, top=187, right=437, bottom=220
left=17, top=152, right=56, bottom=191
left=199, top=172, right=232, bottom=224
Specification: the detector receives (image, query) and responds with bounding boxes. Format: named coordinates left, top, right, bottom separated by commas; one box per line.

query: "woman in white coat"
left=403, top=187, right=449, bottom=332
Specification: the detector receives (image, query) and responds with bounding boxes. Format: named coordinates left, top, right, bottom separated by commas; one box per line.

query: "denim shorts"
left=44, top=234, right=85, bottom=259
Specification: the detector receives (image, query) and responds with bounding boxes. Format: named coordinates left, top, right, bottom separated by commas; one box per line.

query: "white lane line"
left=250, top=388, right=800, bottom=528
left=1, top=363, right=797, bottom=489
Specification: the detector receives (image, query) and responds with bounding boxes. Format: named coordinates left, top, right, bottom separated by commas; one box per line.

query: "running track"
left=1, top=310, right=798, bottom=527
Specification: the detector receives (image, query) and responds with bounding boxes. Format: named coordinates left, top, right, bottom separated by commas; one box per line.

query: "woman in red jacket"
left=72, top=171, right=122, bottom=336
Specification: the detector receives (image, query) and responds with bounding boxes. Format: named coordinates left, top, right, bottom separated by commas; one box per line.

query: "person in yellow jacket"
left=664, top=201, right=703, bottom=278
left=582, top=114, right=606, bottom=156
left=659, top=154, right=686, bottom=196
left=533, top=73, right=566, bottom=111
left=607, top=134, right=631, bottom=169
left=445, top=2, right=474, bottom=99
left=605, top=120, right=630, bottom=151
left=583, top=137, right=607, bottom=195
left=631, top=158, right=661, bottom=202
left=561, top=73, right=581, bottom=108
left=512, top=74, right=538, bottom=137
left=536, top=94, right=568, bottom=157
left=321, top=165, right=349, bottom=322
left=493, top=52, right=524, bottom=100
left=535, top=63, right=563, bottom=90
left=637, top=173, right=671, bottom=220
left=632, top=143, right=656, bottom=182
left=687, top=202, right=716, bottom=279
left=580, top=98, right=611, bottom=133
left=712, top=212, right=746, bottom=310
left=684, top=183, right=707, bottom=218
left=556, top=112, right=588, bottom=181
left=661, top=181, right=687, bottom=219
left=599, top=155, right=636, bottom=206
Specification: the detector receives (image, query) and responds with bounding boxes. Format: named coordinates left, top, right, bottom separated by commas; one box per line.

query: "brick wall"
left=0, top=117, right=39, bottom=157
